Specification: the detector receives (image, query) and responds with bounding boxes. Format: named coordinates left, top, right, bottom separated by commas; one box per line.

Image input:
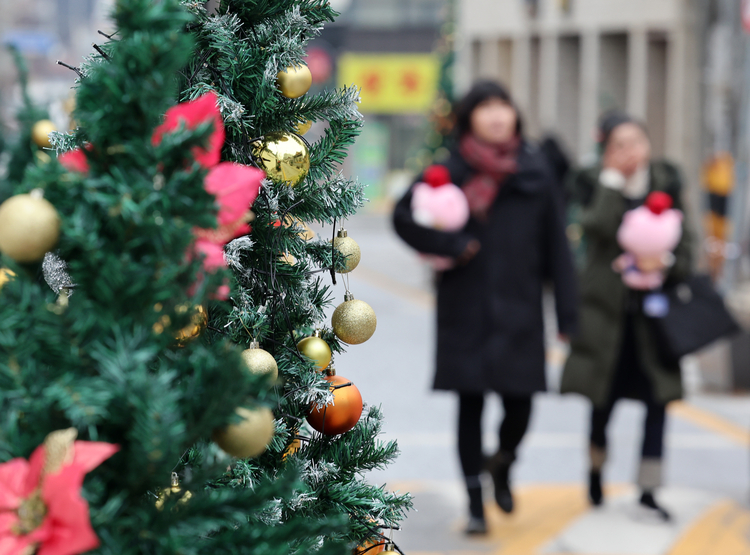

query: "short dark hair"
left=598, top=110, right=648, bottom=147
left=454, top=80, right=523, bottom=137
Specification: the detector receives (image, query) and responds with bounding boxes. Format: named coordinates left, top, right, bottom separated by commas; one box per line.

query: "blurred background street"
left=4, top=0, right=750, bottom=552
left=334, top=211, right=750, bottom=555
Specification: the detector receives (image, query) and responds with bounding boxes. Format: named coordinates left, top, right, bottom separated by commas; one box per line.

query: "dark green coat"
left=560, top=162, right=694, bottom=407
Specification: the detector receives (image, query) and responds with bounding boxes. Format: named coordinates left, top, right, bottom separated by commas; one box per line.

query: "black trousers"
left=457, top=393, right=532, bottom=479
left=590, top=312, right=667, bottom=460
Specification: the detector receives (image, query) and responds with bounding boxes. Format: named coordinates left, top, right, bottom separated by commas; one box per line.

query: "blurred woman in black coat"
left=393, top=81, right=578, bottom=534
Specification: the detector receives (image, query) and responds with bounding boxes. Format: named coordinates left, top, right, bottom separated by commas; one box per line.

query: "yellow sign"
left=338, top=53, right=440, bottom=114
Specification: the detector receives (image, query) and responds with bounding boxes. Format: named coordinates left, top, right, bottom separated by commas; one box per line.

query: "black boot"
left=465, top=483, right=487, bottom=535
left=639, top=490, right=671, bottom=521
left=486, top=451, right=514, bottom=514
left=589, top=470, right=603, bottom=506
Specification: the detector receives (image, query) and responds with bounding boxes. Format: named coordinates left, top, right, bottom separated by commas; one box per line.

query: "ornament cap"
left=249, top=340, right=260, bottom=349
left=337, top=228, right=348, bottom=238
left=313, top=329, right=322, bottom=338
left=170, top=472, right=179, bottom=488
left=325, top=366, right=336, bottom=376
left=344, top=291, right=355, bottom=302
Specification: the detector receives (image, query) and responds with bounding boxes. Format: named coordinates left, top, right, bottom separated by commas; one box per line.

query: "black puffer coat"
left=393, top=141, right=578, bottom=394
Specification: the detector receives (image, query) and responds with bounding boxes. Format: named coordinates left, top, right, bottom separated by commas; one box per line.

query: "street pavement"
left=314, top=210, right=750, bottom=555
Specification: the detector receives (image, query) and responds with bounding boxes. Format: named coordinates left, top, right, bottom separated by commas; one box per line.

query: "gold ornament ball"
left=251, top=132, right=310, bottom=187
left=241, top=343, right=279, bottom=383
left=333, top=229, right=361, bottom=274
left=296, top=120, right=313, bottom=135
left=296, top=335, right=332, bottom=371
left=0, top=193, right=61, bottom=263
left=277, top=65, right=313, bottom=99
left=212, top=406, right=275, bottom=459
left=174, top=304, right=207, bottom=346
left=331, top=295, right=377, bottom=345
left=31, top=119, right=57, bottom=148
left=155, top=472, right=192, bottom=510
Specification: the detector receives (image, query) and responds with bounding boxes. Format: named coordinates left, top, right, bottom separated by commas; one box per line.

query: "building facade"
left=454, top=0, right=701, bottom=181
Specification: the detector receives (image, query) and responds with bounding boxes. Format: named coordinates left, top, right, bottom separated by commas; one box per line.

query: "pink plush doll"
left=613, top=191, right=683, bottom=290
left=411, top=164, right=470, bottom=270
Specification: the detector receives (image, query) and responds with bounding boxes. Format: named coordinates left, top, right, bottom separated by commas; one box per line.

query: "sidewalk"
left=318, top=210, right=750, bottom=555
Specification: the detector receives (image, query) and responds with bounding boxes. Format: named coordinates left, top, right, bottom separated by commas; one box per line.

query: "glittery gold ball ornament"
left=155, top=472, right=192, bottom=510
left=307, top=370, right=363, bottom=435
left=277, top=64, right=312, bottom=99
left=0, top=268, right=15, bottom=293
left=331, top=292, right=377, bottom=345
left=250, top=132, right=309, bottom=187
left=333, top=229, right=361, bottom=273
left=0, top=192, right=60, bottom=263
left=296, top=120, right=313, bottom=135
left=174, top=304, right=207, bottom=346
left=241, top=341, right=279, bottom=383
left=296, top=332, right=332, bottom=370
left=212, top=407, right=275, bottom=459
left=31, top=119, right=57, bottom=148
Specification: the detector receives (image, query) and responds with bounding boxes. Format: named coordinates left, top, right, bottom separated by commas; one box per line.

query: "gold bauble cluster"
left=212, top=406, right=275, bottom=459
left=333, top=229, right=361, bottom=274
left=155, top=472, right=192, bottom=510
left=277, top=65, right=312, bottom=99
left=332, top=292, right=377, bottom=345
left=250, top=132, right=309, bottom=187
left=0, top=192, right=60, bottom=263
left=174, top=304, right=208, bottom=346
left=31, top=119, right=57, bottom=148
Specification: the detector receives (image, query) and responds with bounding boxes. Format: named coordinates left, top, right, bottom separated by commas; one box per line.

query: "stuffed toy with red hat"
left=612, top=191, right=683, bottom=290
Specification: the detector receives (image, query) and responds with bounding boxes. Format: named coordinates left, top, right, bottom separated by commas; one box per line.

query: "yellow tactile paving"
left=669, top=401, right=750, bottom=447
left=667, top=500, right=750, bottom=555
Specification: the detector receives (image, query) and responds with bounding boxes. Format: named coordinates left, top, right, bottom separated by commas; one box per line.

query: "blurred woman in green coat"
left=561, top=112, right=694, bottom=520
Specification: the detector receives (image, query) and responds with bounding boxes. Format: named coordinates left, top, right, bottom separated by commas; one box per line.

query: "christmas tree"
left=0, top=0, right=409, bottom=552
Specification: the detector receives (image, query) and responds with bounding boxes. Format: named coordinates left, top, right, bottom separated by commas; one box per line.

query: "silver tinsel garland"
left=42, top=252, right=75, bottom=295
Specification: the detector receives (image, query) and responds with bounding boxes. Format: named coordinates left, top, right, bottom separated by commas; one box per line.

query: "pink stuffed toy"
left=613, top=191, right=683, bottom=290
left=411, top=165, right=470, bottom=271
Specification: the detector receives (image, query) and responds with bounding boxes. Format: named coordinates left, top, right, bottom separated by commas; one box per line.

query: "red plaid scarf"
left=459, top=133, right=520, bottom=220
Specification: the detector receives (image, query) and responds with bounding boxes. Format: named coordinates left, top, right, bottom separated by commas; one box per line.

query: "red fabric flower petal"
left=204, top=162, right=264, bottom=226
left=0, top=532, right=34, bottom=555
left=152, top=91, right=225, bottom=169
left=0, top=511, right=19, bottom=536
left=38, top=469, right=100, bottom=555
left=58, top=148, right=90, bottom=175
left=193, top=239, right=226, bottom=272
left=68, top=442, right=120, bottom=475
left=0, top=459, right=28, bottom=511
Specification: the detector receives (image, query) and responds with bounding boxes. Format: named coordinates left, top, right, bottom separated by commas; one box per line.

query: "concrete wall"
left=455, top=0, right=700, bottom=180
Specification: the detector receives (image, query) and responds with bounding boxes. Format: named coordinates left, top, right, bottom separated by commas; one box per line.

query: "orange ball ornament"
left=307, top=372, right=363, bottom=436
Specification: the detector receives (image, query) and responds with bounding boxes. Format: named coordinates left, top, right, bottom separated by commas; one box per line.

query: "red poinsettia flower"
left=151, top=91, right=225, bottom=169
left=0, top=430, right=118, bottom=555
left=190, top=162, right=264, bottom=299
